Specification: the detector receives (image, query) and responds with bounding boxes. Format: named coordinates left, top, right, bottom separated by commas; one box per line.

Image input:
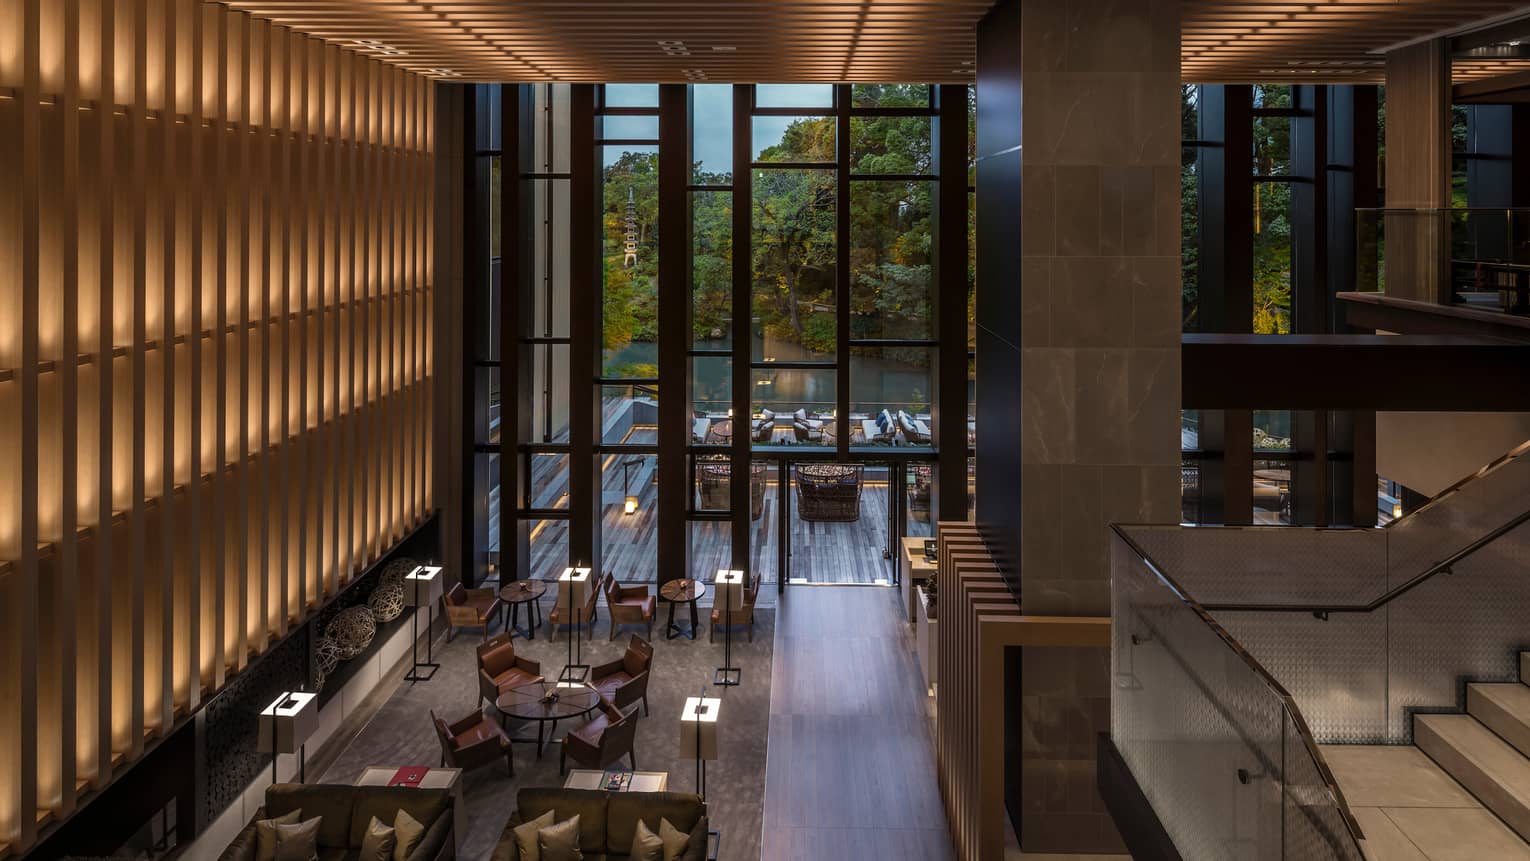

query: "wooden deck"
left=521, top=455, right=932, bottom=588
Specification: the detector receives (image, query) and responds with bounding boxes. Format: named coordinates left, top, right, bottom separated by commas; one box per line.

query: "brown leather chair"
left=549, top=572, right=604, bottom=640
left=443, top=582, right=503, bottom=642
left=476, top=632, right=543, bottom=708
left=560, top=701, right=639, bottom=776
left=603, top=574, right=656, bottom=641
left=591, top=635, right=654, bottom=716
left=431, top=707, right=515, bottom=776
left=710, top=578, right=760, bottom=643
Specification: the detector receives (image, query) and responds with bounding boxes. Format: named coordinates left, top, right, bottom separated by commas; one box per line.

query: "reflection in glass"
left=850, top=346, right=933, bottom=446
left=752, top=169, right=837, bottom=362
left=529, top=343, right=570, bottom=444
left=1253, top=410, right=1292, bottom=451
left=753, top=115, right=835, bottom=163
left=1253, top=459, right=1292, bottom=525
left=691, top=84, right=733, bottom=183
left=907, top=463, right=934, bottom=537
left=691, top=190, right=732, bottom=348
left=756, top=83, right=834, bottom=108
left=531, top=180, right=571, bottom=339
left=691, top=356, right=731, bottom=434
left=603, top=146, right=659, bottom=375
left=850, top=180, right=933, bottom=340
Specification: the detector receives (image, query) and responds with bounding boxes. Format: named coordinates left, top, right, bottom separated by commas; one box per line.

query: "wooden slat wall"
left=0, top=1, right=437, bottom=852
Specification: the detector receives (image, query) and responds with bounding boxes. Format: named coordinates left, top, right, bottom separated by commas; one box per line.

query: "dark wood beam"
left=934, top=83, right=970, bottom=522
left=657, top=84, right=689, bottom=586
left=1184, top=333, right=1530, bottom=410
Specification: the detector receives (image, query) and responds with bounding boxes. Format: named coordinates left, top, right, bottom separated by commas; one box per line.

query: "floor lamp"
left=404, top=565, right=444, bottom=682
left=713, top=569, right=744, bottom=687
left=259, top=691, right=317, bottom=785
left=679, top=692, right=720, bottom=801
left=558, top=566, right=592, bottom=684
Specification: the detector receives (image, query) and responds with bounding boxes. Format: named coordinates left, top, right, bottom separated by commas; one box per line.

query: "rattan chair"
left=796, top=463, right=864, bottom=522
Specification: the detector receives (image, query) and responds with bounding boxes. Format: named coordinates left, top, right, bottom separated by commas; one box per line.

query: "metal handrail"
left=1111, top=526, right=1366, bottom=852
left=1204, top=505, right=1530, bottom=616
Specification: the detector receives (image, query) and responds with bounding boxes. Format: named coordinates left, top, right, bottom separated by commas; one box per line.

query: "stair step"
left=1470, top=683, right=1530, bottom=759
left=1416, top=713, right=1530, bottom=844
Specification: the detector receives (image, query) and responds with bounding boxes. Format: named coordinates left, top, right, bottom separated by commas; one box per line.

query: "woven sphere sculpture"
left=381, top=557, right=419, bottom=589
left=314, top=635, right=343, bottom=677
left=327, top=606, right=377, bottom=660
left=368, top=580, right=406, bottom=623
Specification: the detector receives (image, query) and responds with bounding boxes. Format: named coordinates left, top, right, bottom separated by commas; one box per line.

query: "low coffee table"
left=496, top=681, right=601, bottom=757
left=563, top=769, right=669, bottom=792
left=499, top=579, right=548, bottom=639
left=660, top=579, right=707, bottom=640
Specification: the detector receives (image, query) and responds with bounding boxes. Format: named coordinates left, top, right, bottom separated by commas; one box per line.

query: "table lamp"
left=404, top=565, right=444, bottom=682
left=679, top=693, right=720, bottom=799
left=558, top=566, right=593, bottom=683
left=259, top=691, right=318, bottom=784
left=713, top=569, right=745, bottom=687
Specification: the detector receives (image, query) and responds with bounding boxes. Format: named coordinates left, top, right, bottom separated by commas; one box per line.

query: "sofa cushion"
left=657, top=818, right=689, bottom=861
left=512, top=810, right=556, bottom=860
left=516, top=788, right=609, bottom=856
left=392, top=808, right=426, bottom=861
left=256, top=808, right=306, bottom=861
left=627, top=818, right=663, bottom=861
left=537, top=814, right=583, bottom=861
left=348, top=787, right=450, bottom=848
left=267, top=785, right=355, bottom=849
left=358, top=817, right=397, bottom=861
left=272, top=817, right=323, bottom=861
left=604, top=793, right=704, bottom=856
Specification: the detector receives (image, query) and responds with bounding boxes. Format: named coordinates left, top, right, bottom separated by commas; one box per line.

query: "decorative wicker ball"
left=314, top=635, right=343, bottom=677
left=381, top=557, right=419, bottom=589
left=326, top=606, right=377, bottom=660
left=368, top=580, right=406, bottom=623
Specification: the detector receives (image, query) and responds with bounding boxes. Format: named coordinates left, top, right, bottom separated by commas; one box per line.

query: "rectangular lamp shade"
left=258, top=691, right=319, bottom=754
left=714, top=569, right=745, bottom=612
left=679, top=696, right=721, bottom=761
left=559, top=567, right=593, bottom=609
left=404, top=565, right=445, bottom=606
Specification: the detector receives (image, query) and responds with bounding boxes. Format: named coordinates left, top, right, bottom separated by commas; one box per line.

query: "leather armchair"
left=431, top=707, right=514, bottom=776
left=560, top=701, right=639, bottom=776
left=443, top=582, right=503, bottom=642
left=477, top=632, right=543, bottom=707
left=549, top=572, right=604, bottom=640
left=591, top=635, right=654, bottom=716
left=603, top=574, right=656, bottom=640
left=710, top=578, right=760, bottom=643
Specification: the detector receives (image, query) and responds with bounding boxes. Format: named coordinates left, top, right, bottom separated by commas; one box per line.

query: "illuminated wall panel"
left=0, top=1, right=437, bottom=852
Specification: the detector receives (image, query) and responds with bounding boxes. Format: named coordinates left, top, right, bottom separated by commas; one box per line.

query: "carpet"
left=316, top=601, right=774, bottom=860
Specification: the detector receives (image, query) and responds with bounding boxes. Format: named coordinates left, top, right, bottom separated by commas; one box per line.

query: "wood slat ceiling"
left=1184, top=1, right=1530, bottom=83
left=217, top=1, right=993, bottom=83
left=223, top=1, right=1530, bottom=86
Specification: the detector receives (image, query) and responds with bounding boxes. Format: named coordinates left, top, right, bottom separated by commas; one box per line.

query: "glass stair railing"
left=1110, top=439, right=1530, bottom=859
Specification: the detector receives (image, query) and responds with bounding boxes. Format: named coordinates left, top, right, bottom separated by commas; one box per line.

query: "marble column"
left=978, top=0, right=1182, bottom=852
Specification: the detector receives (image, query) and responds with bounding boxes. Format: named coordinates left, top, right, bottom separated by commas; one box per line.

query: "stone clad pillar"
left=976, top=0, right=1182, bottom=853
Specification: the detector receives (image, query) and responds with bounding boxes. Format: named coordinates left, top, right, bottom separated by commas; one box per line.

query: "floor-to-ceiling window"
left=474, top=82, right=969, bottom=591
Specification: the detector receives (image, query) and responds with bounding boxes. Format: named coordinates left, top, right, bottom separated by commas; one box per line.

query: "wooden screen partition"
left=0, top=1, right=437, bottom=853
left=934, top=523, right=1113, bottom=859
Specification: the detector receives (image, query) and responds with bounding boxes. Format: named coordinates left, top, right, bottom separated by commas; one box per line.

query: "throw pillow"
left=358, top=816, right=397, bottom=861
left=392, top=808, right=426, bottom=861
left=658, top=818, right=690, bottom=861
left=512, top=810, right=555, bottom=861
left=271, top=816, right=322, bottom=861
left=627, top=818, right=664, bottom=861
left=537, top=814, right=583, bottom=861
left=254, top=808, right=304, bottom=861
left=680, top=817, right=710, bottom=861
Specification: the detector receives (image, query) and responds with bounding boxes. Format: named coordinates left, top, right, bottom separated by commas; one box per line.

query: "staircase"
left=1329, top=651, right=1530, bottom=860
